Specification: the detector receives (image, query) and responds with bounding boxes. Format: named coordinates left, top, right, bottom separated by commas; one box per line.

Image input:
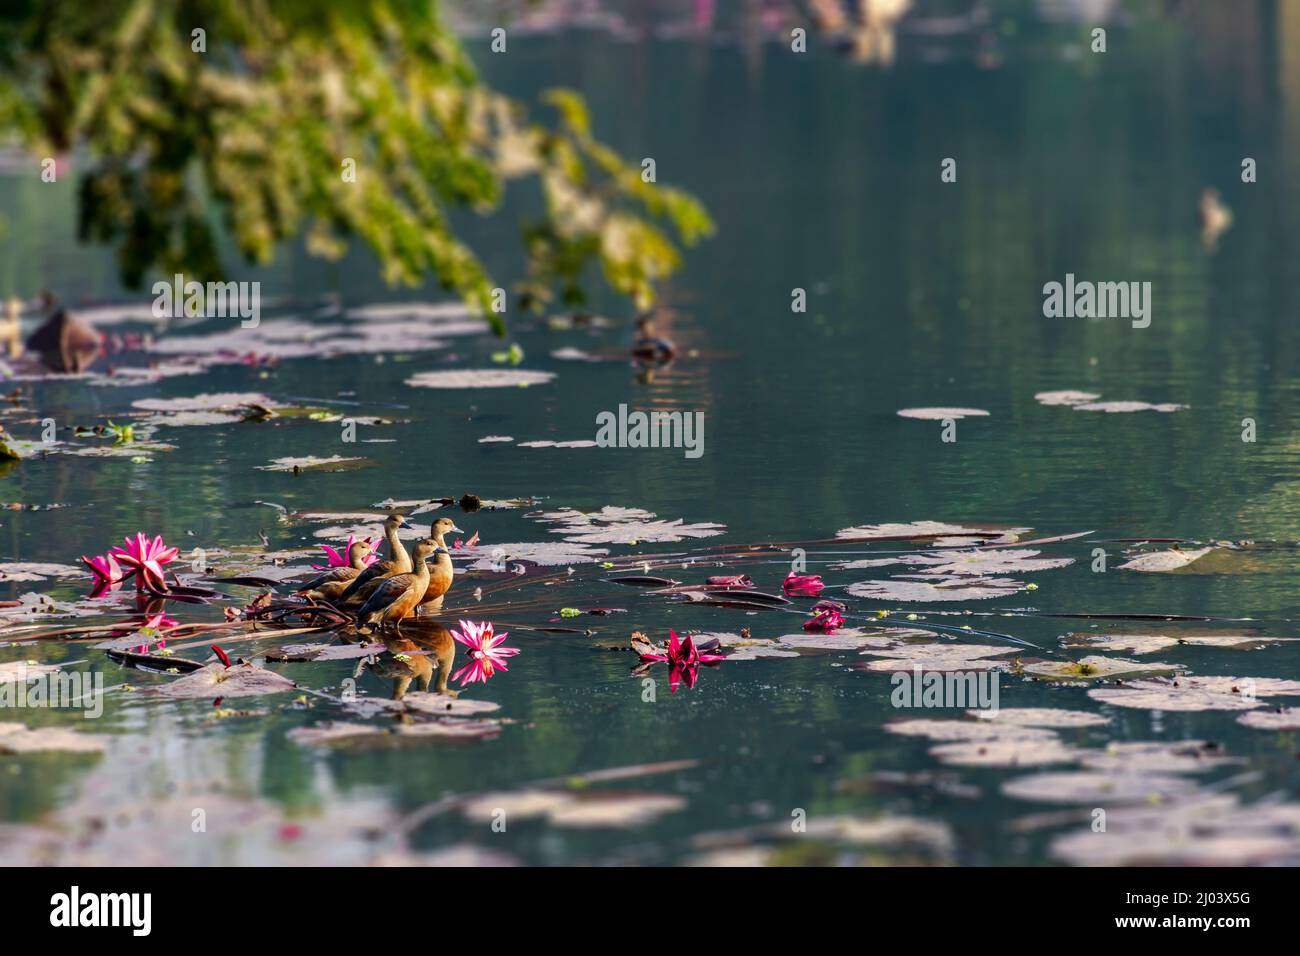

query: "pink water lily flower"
left=450, top=620, right=520, bottom=685
left=82, top=551, right=125, bottom=584
left=783, top=572, right=825, bottom=597
left=109, top=532, right=179, bottom=590
left=803, top=599, right=846, bottom=632
left=313, top=535, right=378, bottom=570
left=453, top=531, right=480, bottom=550
left=638, top=629, right=724, bottom=693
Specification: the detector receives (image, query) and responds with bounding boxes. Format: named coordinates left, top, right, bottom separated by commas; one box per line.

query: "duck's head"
left=429, top=516, right=463, bottom=541
left=412, top=537, right=438, bottom=561
left=385, top=512, right=414, bottom=532
left=346, top=540, right=372, bottom=565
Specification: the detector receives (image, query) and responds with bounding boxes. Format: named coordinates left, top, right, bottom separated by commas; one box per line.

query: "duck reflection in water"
left=359, top=621, right=459, bottom=700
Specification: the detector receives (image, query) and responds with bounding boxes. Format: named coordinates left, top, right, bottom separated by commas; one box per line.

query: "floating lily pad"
left=840, top=548, right=1071, bottom=576
left=149, top=662, right=297, bottom=699
left=460, top=790, right=685, bottom=829
left=1071, top=400, right=1187, bottom=413
left=0, top=722, right=107, bottom=754
left=1116, top=547, right=1214, bottom=572
left=1034, top=390, right=1101, bottom=406
left=1062, top=632, right=1297, bottom=655
left=256, top=455, right=369, bottom=473
left=883, top=718, right=1056, bottom=742
left=132, top=392, right=274, bottom=412
left=836, top=521, right=1032, bottom=542
left=855, top=643, right=1016, bottom=672
left=1088, top=677, right=1276, bottom=712
left=405, top=369, right=556, bottom=389
left=896, top=408, right=990, bottom=420
left=401, top=693, right=500, bottom=717
left=1236, top=708, right=1300, bottom=731
left=530, top=506, right=726, bottom=544
left=1022, top=655, right=1182, bottom=681
left=1049, top=794, right=1300, bottom=866
left=847, top=576, right=1026, bottom=602
left=929, top=737, right=1080, bottom=768
left=970, top=707, right=1110, bottom=728
left=1001, top=771, right=1199, bottom=804
left=0, top=562, right=82, bottom=581
left=0, top=662, right=62, bottom=684
left=478, top=435, right=514, bottom=443
left=1078, top=740, right=1236, bottom=774
left=264, top=642, right=385, bottom=662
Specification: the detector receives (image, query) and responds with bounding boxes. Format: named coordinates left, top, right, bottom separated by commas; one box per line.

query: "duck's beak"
left=399, top=520, right=414, bottom=529
left=450, top=525, right=465, bottom=535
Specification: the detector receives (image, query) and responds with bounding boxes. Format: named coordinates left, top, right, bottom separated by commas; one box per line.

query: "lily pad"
left=0, top=562, right=82, bottom=581
left=405, top=369, right=556, bottom=389
left=132, top=392, right=274, bottom=412
left=1117, top=547, right=1214, bottom=572
left=531, top=506, right=726, bottom=544
left=256, top=455, right=369, bottom=473
left=1034, top=390, right=1101, bottom=406
left=896, top=408, right=990, bottom=420
left=847, top=576, right=1026, bottom=602
left=1062, top=632, right=1297, bottom=655
left=1236, top=708, right=1300, bottom=731
left=1071, top=400, right=1187, bottom=413
left=1087, top=677, right=1282, bottom=712
left=1078, top=740, right=1237, bottom=774
left=883, top=718, right=1056, bottom=742
left=0, top=722, right=107, bottom=754
left=1001, top=771, right=1199, bottom=804
left=149, top=662, right=297, bottom=699
left=460, top=790, right=686, bottom=829
left=969, top=707, right=1110, bottom=728
left=929, top=737, right=1080, bottom=768
left=1022, top=655, right=1182, bottom=681
left=855, top=643, right=1016, bottom=672
left=0, top=662, right=62, bottom=684
left=836, top=521, right=1032, bottom=542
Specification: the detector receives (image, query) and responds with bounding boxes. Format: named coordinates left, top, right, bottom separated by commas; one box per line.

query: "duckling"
left=631, top=311, right=677, bottom=365
left=295, top=540, right=374, bottom=601
left=417, top=516, right=463, bottom=613
left=1200, top=187, right=1233, bottom=251
left=356, top=538, right=436, bottom=631
left=338, top=513, right=414, bottom=604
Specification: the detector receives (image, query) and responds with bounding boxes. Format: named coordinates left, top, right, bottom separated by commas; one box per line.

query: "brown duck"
left=356, top=538, right=436, bottom=631
left=295, top=540, right=374, bottom=602
left=417, top=516, right=462, bottom=612
left=338, top=513, right=414, bottom=604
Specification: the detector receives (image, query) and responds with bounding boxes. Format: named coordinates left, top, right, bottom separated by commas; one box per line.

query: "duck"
left=416, top=516, right=463, bottom=613
left=630, top=311, right=677, bottom=365
left=295, top=540, right=374, bottom=602
left=338, top=513, right=414, bottom=604
left=356, top=538, right=437, bottom=631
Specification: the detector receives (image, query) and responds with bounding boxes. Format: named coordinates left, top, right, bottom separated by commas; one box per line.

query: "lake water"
left=3, top=8, right=1300, bottom=865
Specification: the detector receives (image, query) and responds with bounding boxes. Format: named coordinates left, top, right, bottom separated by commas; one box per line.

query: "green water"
left=2, top=10, right=1300, bottom=865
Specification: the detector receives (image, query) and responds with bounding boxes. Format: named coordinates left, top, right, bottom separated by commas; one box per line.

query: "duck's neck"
left=430, top=533, right=453, bottom=568
left=412, top=552, right=432, bottom=584
left=387, top=525, right=412, bottom=572
left=349, top=547, right=370, bottom=570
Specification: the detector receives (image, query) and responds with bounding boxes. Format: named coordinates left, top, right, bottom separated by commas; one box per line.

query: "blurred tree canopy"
left=0, top=0, right=712, bottom=332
